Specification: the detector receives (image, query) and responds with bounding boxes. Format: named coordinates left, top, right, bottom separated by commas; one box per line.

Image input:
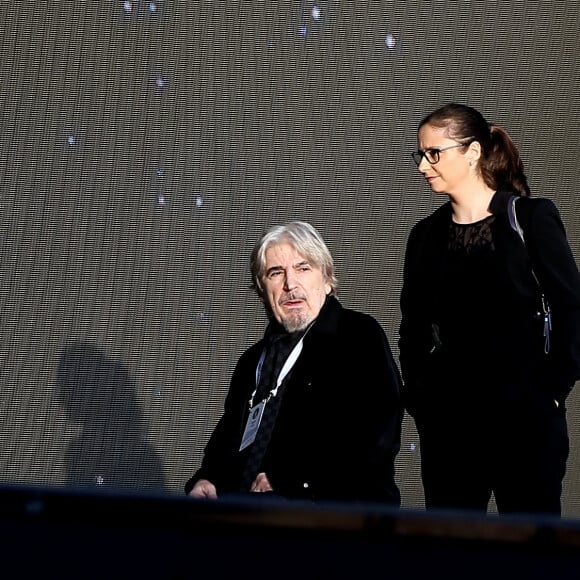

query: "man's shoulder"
left=312, top=296, right=382, bottom=337
left=336, top=303, right=385, bottom=335
left=333, top=306, right=395, bottom=361
left=339, top=303, right=377, bottom=322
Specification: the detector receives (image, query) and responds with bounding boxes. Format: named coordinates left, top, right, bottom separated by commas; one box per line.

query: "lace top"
left=448, top=214, right=496, bottom=254
left=436, top=213, right=508, bottom=368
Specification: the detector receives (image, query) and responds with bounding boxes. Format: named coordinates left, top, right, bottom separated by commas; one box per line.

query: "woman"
left=399, top=102, right=580, bottom=516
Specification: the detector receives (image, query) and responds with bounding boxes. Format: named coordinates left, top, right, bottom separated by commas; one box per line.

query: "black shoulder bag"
left=507, top=195, right=552, bottom=354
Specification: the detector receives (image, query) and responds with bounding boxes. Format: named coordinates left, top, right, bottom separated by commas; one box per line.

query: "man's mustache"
left=279, top=292, right=306, bottom=305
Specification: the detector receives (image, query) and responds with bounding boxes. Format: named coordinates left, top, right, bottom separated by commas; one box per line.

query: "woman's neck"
left=449, top=185, right=496, bottom=224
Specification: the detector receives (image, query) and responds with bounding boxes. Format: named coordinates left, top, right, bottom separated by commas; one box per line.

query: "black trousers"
left=415, top=397, right=569, bottom=516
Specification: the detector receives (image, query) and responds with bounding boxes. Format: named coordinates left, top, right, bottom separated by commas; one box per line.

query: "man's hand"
left=250, top=472, right=273, bottom=493
left=188, top=479, right=218, bottom=499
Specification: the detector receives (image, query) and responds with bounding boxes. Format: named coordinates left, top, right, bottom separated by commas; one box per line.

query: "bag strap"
left=507, top=195, right=525, bottom=243
left=508, top=195, right=552, bottom=354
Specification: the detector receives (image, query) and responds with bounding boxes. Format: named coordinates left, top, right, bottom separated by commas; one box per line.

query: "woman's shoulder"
left=515, top=195, right=560, bottom=224
left=407, top=202, right=452, bottom=248
left=493, top=190, right=560, bottom=226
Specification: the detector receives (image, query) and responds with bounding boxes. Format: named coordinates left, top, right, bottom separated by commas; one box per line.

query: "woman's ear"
left=467, top=140, right=482, bottom=164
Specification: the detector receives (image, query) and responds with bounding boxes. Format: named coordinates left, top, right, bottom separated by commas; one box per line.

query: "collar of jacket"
left=308, top=294, right=341, bottom=337
left=261, top=294, right=342, bottom=345
left=489, top=189, right=518, bottom=215
left=431, top=189, right=516, bottom=224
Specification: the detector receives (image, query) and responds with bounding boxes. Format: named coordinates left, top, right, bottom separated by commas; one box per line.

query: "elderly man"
left=185, top=221, right=402, bottom=505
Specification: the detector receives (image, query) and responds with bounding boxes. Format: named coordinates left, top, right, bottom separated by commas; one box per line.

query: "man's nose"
left=284, top=270, right=298, bottom=290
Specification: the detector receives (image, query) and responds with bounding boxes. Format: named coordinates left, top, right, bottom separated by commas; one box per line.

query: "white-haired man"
left=185, top=221, right=402, bottom=505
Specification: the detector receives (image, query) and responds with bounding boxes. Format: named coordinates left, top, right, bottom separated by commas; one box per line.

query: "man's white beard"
left=281, top=311, right=312, bottom=333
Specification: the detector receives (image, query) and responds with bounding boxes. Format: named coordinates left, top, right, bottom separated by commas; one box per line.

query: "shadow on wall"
left=55, top=341, right=167, bottom=493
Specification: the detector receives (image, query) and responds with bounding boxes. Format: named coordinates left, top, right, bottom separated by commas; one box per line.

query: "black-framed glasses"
left=411, top=143, right=465, bottom=166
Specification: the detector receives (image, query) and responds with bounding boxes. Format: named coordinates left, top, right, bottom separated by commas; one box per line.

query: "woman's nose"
left=418, top=156, right=430, bottom=172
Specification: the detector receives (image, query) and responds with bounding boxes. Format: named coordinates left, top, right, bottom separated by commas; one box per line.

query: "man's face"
left=262, top=242, right=331, bottom=332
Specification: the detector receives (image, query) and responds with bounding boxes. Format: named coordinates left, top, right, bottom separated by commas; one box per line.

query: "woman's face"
left=416, top=123, right=471, bottom=196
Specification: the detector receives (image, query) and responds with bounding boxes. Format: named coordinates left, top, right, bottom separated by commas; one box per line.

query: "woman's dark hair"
left=419, top=103, right=531, bottom=196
